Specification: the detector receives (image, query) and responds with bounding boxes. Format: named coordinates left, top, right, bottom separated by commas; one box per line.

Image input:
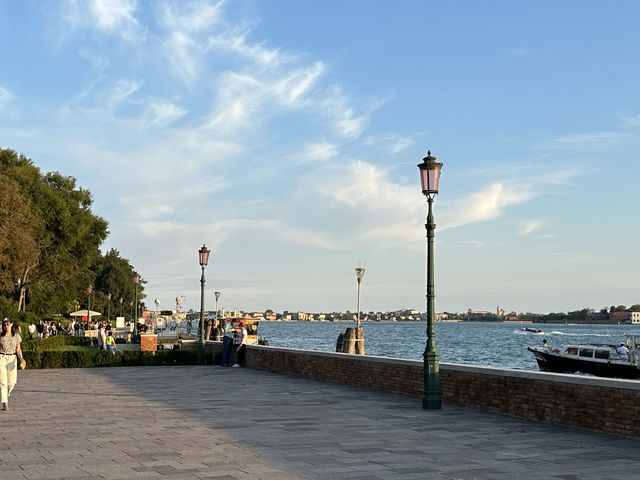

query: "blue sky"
left=1, top=0, right=639, bottom=314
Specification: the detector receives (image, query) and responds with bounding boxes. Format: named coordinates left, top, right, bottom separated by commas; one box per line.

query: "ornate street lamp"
left=176, top=295, right=186, bottom=336
left=198, top=244, right=211, bottom=362
left=133, top=274, right=140, bottom=342
left=154, top=298, right=160, bottom=333
left=355, top=268, right=365, bottom=329
left=87, top=285, right=93, bottom=328
left=119, top=297, right=123, bottom=318
left=418, top=150, right=443, bottom=410
left=106, top=293, right=112, bottom=327
left=214, top=291, right=221, bottom=330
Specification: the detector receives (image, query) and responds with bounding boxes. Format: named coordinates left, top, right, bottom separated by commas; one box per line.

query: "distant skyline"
left=1, top=1, right=639, bottom=314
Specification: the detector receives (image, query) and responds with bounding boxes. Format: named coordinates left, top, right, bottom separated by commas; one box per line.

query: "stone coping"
left=247, top=343, right=640, bottom=391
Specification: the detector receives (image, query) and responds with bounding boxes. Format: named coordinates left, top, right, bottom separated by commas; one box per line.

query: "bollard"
left=213, top=325, right=223, bottom=341
left=343, top=328, right=357, bottom=354
left=355, top=327, right=365, bottom=355
left=336, top=328, right=365, bottom=354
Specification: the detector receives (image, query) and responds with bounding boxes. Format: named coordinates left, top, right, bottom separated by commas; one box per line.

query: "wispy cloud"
left=142, top=99, right=187, bottom=128
left=296, top=141, right=339, bottom=163
left=105, top=79, right=143, bottom=109
left=0, top=85, right=12, bottom=109
left=63, top=0, right=146, bottom=42
left=439, top=182, right=536, bottom=231
left=364, top=133, right=415, bottom=154
left=545, top=131, right=626, bottom=148
left=456, top=239, right=485, bottom=249
left=519, top=219, right=543, bottom=235
left=621, top=114, right=640, bottom=127
left=322, top=160, right=419, bottom=212
left=322, top=85, right=369, bottom=140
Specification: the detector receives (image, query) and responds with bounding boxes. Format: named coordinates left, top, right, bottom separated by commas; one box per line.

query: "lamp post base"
left=199, top=343, right=206, bottom=364
left=422, top=394, right=442, bottom=410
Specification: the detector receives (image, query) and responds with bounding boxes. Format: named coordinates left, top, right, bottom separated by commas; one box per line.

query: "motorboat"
left=521, top=327, right=544, bottom=334
left=528, top=334, right=640, bottom=379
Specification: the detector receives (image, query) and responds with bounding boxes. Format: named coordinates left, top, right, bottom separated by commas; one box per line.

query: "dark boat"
left=528, top=334, right=640, bottom=379
left=521, top=327, right=544, bottom=334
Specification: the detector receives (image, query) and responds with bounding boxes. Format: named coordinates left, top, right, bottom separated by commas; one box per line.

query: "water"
left=257, top=321, right=640, bottom=371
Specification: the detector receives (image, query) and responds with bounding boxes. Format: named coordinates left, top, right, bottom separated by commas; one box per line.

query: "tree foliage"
left=0, top=148, right=143, bottom=318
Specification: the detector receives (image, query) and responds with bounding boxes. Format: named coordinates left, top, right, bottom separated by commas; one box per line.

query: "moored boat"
left=528, top=334, right=640, bottom=379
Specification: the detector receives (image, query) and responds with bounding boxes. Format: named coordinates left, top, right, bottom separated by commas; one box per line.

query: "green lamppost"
left=418, top=150, right=443, bottom=410
left=214, top=291, right=221, bottom=331
left=355, top=268, right=365, bottom=329
left=198, top=244, right=211, bottom=362
left=87, top=285, right=93, bottom=329
left=106, top=293, right=112, bottom=327
left=133, top=274, right=140, bottom=342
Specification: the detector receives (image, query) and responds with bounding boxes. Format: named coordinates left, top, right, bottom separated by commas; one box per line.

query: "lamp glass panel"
left=199, top=246, right=210, bottom=266
left=419, top=166, right=441, bottom=194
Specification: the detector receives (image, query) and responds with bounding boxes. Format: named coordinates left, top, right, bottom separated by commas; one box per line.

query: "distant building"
left=632, top=312, right=640, bottom=325
left=610, top=311, right=631, bottom=324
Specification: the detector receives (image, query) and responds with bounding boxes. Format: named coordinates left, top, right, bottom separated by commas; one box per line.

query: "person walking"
left=221, top=318, right=235, bottom=367
left=0, top=318, right=26, bottom=411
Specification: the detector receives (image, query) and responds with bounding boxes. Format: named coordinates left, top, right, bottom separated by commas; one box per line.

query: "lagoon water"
left=257, top=321, right=640, bottom=371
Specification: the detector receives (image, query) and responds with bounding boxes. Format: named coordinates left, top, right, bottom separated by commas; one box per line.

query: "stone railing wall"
left=226, top=343, right=640, bottom=439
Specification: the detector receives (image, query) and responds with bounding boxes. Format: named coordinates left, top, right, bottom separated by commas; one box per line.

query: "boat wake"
left=547, top=332, right=613, bottom=337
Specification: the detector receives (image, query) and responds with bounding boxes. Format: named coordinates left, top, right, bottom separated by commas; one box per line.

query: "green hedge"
left=22, top=348, right=215, bottom=369
left=22, top=335, right=92, bottom=352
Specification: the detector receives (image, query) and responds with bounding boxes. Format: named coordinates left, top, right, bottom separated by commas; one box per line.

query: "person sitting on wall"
left=616, top=344, right=629, bottom=361
left=542, top=338, right=548, bottom=349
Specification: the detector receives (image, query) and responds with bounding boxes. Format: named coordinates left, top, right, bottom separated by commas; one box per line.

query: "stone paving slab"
left=0, top=366, right=638, bottom=479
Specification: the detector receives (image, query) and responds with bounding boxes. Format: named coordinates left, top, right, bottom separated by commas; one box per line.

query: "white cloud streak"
left=63, top=0, right=146, bottom=42
left=546, top=131, right=626, bottom=148
left=519, top=219, right=543, bottom=235
left=0, top=85, right=12, bottom=110
left=439, top=182, right=536, bottom=231
left=296, top=141, right=339, bottom=163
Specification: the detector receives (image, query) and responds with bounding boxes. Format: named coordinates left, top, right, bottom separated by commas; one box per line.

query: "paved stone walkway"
left=1, top=366, right=638, bottom=479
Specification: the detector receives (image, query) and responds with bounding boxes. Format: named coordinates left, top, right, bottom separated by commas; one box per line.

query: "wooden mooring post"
left=335, top=327, right=365, bottom=354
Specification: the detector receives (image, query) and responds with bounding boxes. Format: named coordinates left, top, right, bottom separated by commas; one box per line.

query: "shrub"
left=21, top=345, right=211, bottom=369
left=22, top=336, right=92, bottom=352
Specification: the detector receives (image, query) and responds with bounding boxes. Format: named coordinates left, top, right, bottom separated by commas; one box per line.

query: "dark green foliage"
left=22, top=347, right=204, bottom=369
left=0, top=147, right=145, bottom=320
left=22, top=335, right=92, bottom=352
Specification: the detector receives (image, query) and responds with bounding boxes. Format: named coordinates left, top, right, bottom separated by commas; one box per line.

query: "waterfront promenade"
left=2, top=366, right=639, bottom=479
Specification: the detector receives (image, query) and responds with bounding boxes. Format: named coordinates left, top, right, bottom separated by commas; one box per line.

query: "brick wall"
left=237, top=344, right=640, bottom=439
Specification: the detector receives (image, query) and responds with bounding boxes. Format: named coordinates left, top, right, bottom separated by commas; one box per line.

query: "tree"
left=93, top=249, right=144, bottom=320
left=0, top=173, right=43, bottom=311
left=0, top=148, right=109, bottom=316
left=629, top=304, right=640, bottom=312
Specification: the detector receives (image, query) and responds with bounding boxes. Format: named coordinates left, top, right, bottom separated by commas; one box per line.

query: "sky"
left=1, top=0, right=639, bottom=315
